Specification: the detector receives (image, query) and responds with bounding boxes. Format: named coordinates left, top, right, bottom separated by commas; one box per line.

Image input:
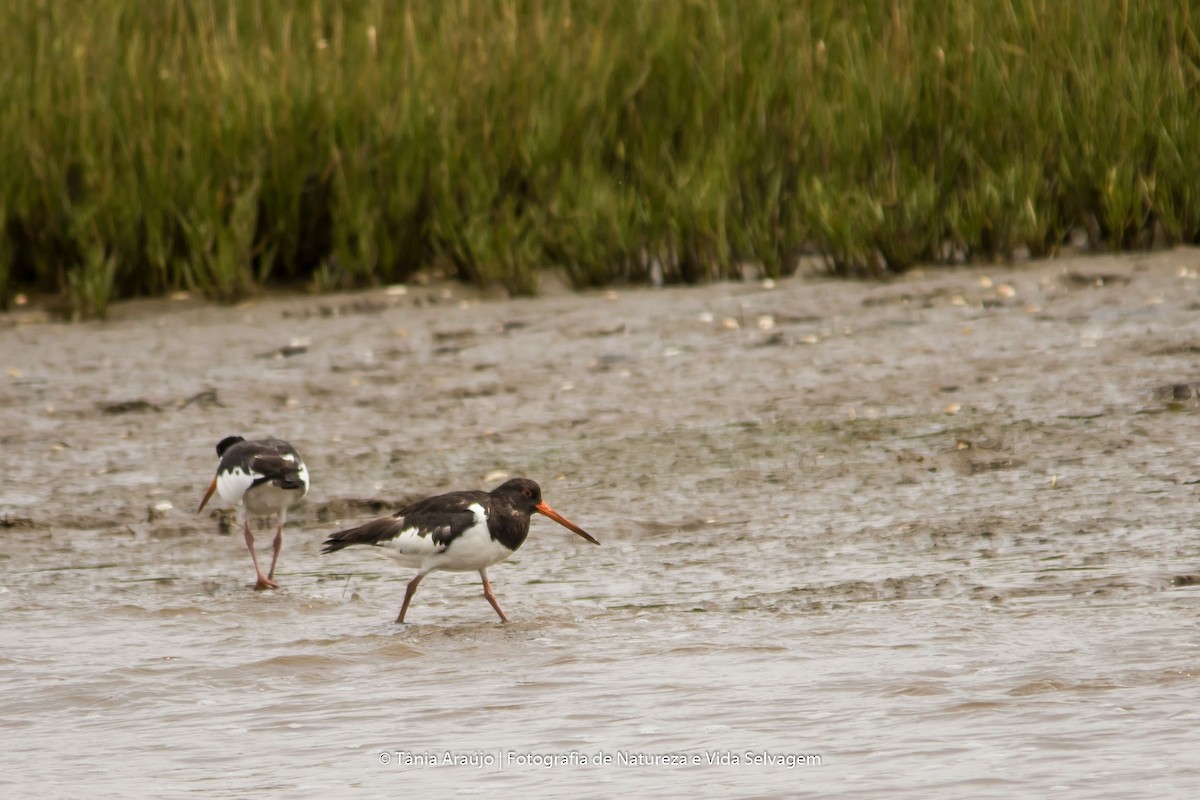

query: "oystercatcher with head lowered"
left=322, top=478, right=599, bottom=623
left=198, top=436, right=310, bottom=590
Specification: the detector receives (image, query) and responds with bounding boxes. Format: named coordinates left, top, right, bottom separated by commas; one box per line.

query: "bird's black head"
left=215, top=435, right=246, bottom=457
left=491, top=477, right=599, bottom=545
left=492, top=478, right=544, bottom=511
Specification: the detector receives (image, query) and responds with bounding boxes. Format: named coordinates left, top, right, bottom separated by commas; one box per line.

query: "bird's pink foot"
left=254, top=575, right=280, bottom=591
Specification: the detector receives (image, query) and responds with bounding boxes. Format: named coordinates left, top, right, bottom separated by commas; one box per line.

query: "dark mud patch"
left=1059, top=270, right=1133, bottom=289
left=1, top=515, right=43, bottom=529
left=310, top=497, right=409, bottom=523
left=95, top=389, right=223, bottom=416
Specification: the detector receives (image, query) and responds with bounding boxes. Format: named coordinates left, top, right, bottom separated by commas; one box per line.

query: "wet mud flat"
left=2, top=249, right=1200, bottom=798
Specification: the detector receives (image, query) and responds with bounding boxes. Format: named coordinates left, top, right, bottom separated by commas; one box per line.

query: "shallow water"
left=4, top=250, right=1200, bottom=797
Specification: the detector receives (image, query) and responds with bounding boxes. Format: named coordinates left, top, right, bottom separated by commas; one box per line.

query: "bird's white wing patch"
left=295, top=462, right=310, bottom=495
left=215, top=467, right=257, bottom=505
left=379, top=525, right=448, bottom=557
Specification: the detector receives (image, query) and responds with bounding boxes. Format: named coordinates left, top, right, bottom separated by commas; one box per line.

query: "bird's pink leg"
left=479, top=569, right=509, bottom=623
left=396, top=572, right=426, bottom=623
left=244, top=518, right=279, bottom=590
left=266, top=520, right=284, bottom=582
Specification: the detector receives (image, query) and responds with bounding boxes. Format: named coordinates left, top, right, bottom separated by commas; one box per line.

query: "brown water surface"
left=3, top=251, right=1200, bottom=798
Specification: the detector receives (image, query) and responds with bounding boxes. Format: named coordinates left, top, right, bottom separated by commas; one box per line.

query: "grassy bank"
left=1, top=0, right=1197, bottom=317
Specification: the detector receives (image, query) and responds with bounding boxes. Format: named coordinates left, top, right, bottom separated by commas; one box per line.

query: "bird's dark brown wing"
left=248, top=453, right=306, bottom=490
left=321, top=490, right=490, bottom=554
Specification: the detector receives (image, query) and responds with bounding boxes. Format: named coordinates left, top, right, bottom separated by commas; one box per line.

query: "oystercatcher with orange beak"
left=197, top=436, right=310, bottom=590
left=322, top=478, right=598, bottom=623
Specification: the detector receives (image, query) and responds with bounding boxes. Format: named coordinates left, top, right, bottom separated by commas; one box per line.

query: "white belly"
left=428, top=522, right=515, bottom=572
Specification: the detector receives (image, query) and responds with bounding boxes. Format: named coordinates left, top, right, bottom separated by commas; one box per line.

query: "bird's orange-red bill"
left=535, top=501, right=600, bottom=545
left=197, top=477, right=218, bottom=513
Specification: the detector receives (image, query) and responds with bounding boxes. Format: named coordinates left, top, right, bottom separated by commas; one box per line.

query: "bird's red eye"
left=522, top=487, right=533, bottom=497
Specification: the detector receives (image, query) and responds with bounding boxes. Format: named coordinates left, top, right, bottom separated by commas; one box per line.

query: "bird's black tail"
left=321, top=518, right=399, bottom=554
left=320, top=534, right=355, bottom=555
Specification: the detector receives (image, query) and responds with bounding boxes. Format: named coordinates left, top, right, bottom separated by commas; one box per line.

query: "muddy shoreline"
left=4, top=248, right=1200, bottom=797
left=7, top=249, right=1200, bottom=544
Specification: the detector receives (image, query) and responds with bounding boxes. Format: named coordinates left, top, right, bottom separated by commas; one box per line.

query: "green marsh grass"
left=1, top=0, right=1198, bottom=315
